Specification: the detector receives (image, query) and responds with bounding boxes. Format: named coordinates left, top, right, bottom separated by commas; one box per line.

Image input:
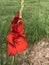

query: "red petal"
left=21, top=34, right=27, bottom=38
left=6, top=33, right=14, bottom=46
left=15, top=37, right=28, bottom=53
left=17, top=21, right=24, bottom=34
left=8, top=43, right=17, bottom=56
left=10, top=24, right=15, bottom=29
left=11, top=11, right=21, bottom=24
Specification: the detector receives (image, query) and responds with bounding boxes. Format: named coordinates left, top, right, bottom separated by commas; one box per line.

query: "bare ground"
left=17, top=40, right=49, bottom=65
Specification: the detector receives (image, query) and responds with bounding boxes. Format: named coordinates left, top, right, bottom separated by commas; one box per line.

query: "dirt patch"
left=17, top=40, right=49, bottom=65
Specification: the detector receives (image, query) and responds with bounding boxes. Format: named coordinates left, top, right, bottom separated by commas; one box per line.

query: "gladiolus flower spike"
left=6, top=11, right=28, bottom=56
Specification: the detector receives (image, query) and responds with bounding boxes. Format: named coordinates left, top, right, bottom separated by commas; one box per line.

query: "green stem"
left=11, top=56, right=15, bottom=65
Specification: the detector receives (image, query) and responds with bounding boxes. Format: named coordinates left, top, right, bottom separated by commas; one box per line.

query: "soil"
left=17, top=40, right=49, bottom=65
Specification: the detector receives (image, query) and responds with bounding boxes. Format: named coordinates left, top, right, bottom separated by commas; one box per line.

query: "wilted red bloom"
left=11, top=11, right=21, bottom=24
left=6, top=11, right=28, bottom=56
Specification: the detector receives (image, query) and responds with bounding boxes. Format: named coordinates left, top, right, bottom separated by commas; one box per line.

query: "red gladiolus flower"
left=11, top=11, right=21, bottom=24
left=6, top=11, right=28, bottom=56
